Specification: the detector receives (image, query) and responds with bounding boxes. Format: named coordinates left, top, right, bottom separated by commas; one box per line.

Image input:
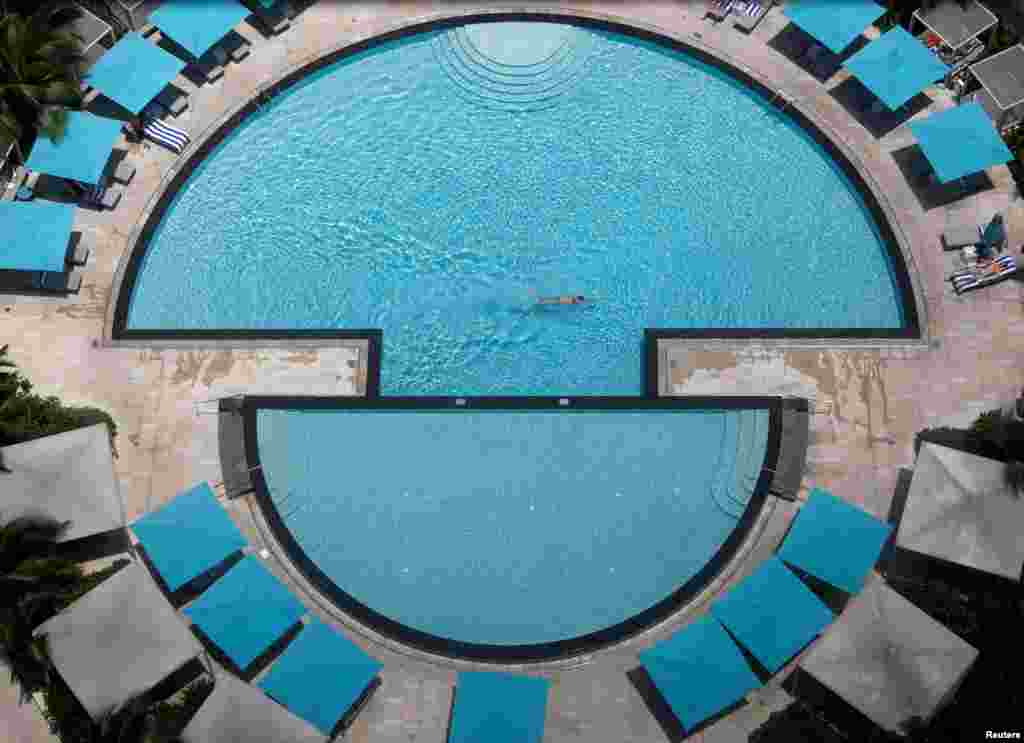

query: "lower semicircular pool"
left=124, top=19, right=909, bottom=396
left=254, top=404, right=772, bottom=654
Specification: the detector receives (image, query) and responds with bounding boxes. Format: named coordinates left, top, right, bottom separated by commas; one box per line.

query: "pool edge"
left=232, top=394, right=793, bottom=666
left=103, top=8, right=927, bottom=350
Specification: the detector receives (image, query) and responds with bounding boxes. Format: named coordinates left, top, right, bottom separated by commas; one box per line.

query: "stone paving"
left=3, top=2, right=1024, bottom=742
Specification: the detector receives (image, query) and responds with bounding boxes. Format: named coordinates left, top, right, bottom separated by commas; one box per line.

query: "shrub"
left=0, top=345, right=117, bottom=449
left=1005, top=460, right=1024, bottom=497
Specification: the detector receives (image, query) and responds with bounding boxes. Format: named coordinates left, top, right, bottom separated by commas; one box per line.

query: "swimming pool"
left=250, top=399, right=776, bottom=658
left=122, top=18, right=912, bottom=396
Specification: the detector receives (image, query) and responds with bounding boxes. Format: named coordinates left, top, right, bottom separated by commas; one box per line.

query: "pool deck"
left=2, top=2, right=1023, bottom=741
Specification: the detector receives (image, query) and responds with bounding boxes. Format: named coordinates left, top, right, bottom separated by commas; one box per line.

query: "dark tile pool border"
left=110, top=11, right=920, bottom=346
left=239, top=394, right=784, bottom=663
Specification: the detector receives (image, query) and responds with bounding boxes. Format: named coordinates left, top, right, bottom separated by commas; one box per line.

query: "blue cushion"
left=258, top=620, right=381, bottom=734
left=449, top=672, right=549, bottom=743
left=184, top=556, right=305, bottom=669
left=711, top=556, right=834, bottom=672
left=640, top=615, right=760, bottom=731
left=131, top=482, right=247, bottom=592
left=778, top=488, right=892, bottom=594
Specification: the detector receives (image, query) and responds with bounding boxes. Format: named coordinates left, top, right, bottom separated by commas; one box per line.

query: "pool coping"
left=234, top=394, right=789, bottom=667
left=102, top=6, right=929, bottom=351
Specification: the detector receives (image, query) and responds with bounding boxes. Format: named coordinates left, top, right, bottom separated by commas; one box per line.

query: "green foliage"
left=40, top=672, right=93, bottom=743
left=1005, top=460, right=1024, bottom=497
left=58, top=558, right=128, bottom=606
left=877, top=0, right=922, bottom=32
left=1005, top=127, right=1024, bottom=164
left=149, top=676, right=215, bottom=739
left=0, top=345, right=117, bottom=449
left=969, top=409, right=1004, bottom=438
left=986, top=22, right=1019, bottom=57
left=0, top=4, right=84, bottom=148
left=918, top=408, right=1024, bottom=496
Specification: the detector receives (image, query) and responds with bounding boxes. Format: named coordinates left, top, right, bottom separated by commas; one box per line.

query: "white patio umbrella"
left=800, top=574, right=979, bottom=733
left=898, top=442, right=1024, bottom=581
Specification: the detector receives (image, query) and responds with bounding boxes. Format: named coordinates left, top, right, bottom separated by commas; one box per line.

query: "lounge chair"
left=112, top=160, right=136, bottom=185
left=448, top=672, right=550, bottom=743
left=212, top=32, right=251, bottom=65
left=66, top=233, right=90, bottom=266
left=82, top=182, right=121, bottom=210
left=777, top=488, right=892, bottom=595
left=707, top=0, right=736, bottom=22
left=734, top=0, right=774, bottom=32
left=251, top=0, right=292, bottom=35
left=941, top=214, right=1007, bottom=252
left=951, top=255, right=1017, bottom=295
left=130, top=482, right=248, bottom=594
left=155, top=88, right=188, bottom=117
left=183, top=556, right=306, bottom=674
left=257, top=620, right=382, bottom=737
left=33, top=270, right=82, bottom=293
left=204, top=60, right=225, bottom=84
left=631, top=615, right=760, bottom=739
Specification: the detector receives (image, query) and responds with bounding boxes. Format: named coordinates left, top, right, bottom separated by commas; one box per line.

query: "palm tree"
left=0, top=515, right=83, bottom=608
left=0, top=3, right=85, bottom=157
left=0, top=601, right=58, bottom=703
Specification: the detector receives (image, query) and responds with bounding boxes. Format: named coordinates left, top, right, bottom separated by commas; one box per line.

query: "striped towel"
left=744, top=0, right=761, bottom=15
left=143, top=117, right=190, bottom=154
left=952, top=256, right=1016, bottom=293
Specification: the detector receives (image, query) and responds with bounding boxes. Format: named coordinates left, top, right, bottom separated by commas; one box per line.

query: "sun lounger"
left=252, top=0, right=292, bottom=35
left=143, top=117, right=190, bottom=155
left=82, top=183, right=121, bottom=210
left=130, top=482, right=248, bottom=594
left=942, top=214, right=1007, bottom=252
left=707, top=0, right=735, bottom=22
left=941, top=224, right=982, bottom=249
left=66, top=233, right=90, bottom=266
left=155, top=88, right=188, bottom=117
left=229, top=43, right=250, bottom=63
left=113, top=160, right=136, bottom=185
left=734, top=0, right=773, bottom=32
left=950, top=255, right=1017, bottom=294
left=33, top=270, right=82, bottom=293
left=204, top=61, right=225, bottom=83
left=777, top=489, right=892, bottom=595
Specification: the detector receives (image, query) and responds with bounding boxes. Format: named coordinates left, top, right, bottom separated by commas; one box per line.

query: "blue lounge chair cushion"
left=184, top=556, right=306, bottom=670
left=777, top=488, right=892, bottom=594
left=639, top=615, right=760, bottom=731
left=711, top=556, right=834, bottom=673
left=448, top=672, right=549, bottom=743
left=131, top=482, right=248, bottom=592
left=258, top=620, right=381, bottom=735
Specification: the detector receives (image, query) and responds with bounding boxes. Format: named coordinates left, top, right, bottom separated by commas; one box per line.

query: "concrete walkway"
left=3, top=2, right=1022, bottom=742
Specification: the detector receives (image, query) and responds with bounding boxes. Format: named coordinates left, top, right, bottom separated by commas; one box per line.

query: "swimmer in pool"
left=537, top=295, right=587, bottom=305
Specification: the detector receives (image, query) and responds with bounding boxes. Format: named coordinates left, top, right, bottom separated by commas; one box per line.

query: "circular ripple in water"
left=432, top=22, right=597, bottom=112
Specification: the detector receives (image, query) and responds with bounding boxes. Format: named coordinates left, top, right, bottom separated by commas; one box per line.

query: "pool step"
left=432, top=23, right=597, bottom=113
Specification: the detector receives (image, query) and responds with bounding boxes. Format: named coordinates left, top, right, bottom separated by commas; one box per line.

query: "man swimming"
left=537, top=295, right=588, bottom=305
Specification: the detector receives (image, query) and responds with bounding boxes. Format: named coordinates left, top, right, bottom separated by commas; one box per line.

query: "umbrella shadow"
left=830, top=77, right=935, bottom=139
left=767, top=23, right=869, bottom=84
left=781, top=667, right=889, bottom=740
left=82, top=93, right=135, bottom=124
left=890, top=145, right=995, bottom=211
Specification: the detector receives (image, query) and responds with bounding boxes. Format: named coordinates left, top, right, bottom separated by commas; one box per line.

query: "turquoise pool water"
left=127, top=21, right=905, bottom=395
left=256, top=407, right=770, bottom=646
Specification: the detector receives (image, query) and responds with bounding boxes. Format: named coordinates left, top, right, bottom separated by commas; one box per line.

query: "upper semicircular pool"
left=123, top=20, right=912, bottom=395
